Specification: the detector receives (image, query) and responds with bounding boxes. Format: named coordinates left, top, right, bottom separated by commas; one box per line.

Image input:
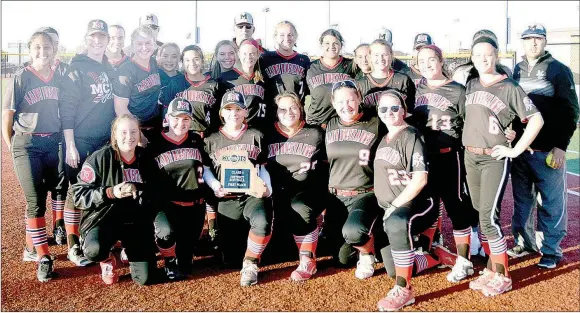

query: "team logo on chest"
left=326, top=128, right=375, bottom=145
left=88, top=72, right=112, bottom=103
left=375, top=147, right=401, bottom=166
left=415, top=93, right=452, bottom=111
left=215, top=144, right=261, bottom=161
left=155, top=148, right=202, bottom=169
left=268, top=141, right=316, bottom=158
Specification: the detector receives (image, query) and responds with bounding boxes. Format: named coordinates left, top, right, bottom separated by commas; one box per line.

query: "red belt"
left=329, top=187, right=374, bottom=197
left=466, top=146, right=493, bottom=156
left=171, top=199, right=204, bottom=206
left=439, top=147, right=452, bottom=154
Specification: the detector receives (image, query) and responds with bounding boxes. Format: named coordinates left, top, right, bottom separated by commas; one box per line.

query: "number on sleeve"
left=196, top=166, right=204, bottom=183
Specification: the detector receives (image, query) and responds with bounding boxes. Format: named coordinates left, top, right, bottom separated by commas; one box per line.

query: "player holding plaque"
left=202, top=90, right=273, bottom=287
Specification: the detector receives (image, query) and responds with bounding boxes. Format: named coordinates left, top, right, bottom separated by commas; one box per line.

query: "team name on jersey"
left=264, top=63, right=305, bottom=78
left=87, top=72, right=112, bottom=104
left=415, top=93, right=452, bottom=111
left=308, top=73, right=352, bottom=89
left=465, top=91, right=506, bottom=114
left=24, top=86, right=59, bottom=105
left=232, top=84, right=265, bottom=99
left=363, top=91, right=385, bottom=106
left=214, top=144, right=261, bottom=161
left=155, top=148, right=203, bottom=169
left=267, top=142, right=316, bottom=159
left=326, top=129, right=376, bottom=145
left=123, top=168, right=142, bottom=183
left=176, top=89, right=216, bottom=106
left=375, top=147, right=401, bottom=166
left=136, top=73, right=161, bottom=92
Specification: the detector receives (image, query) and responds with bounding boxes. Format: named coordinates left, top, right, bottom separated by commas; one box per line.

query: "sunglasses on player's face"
left=237, top=24, right=252, bottom=30
left=149, top=25, right=159, bottom=31
left=378, top=105, right=401, bottom=113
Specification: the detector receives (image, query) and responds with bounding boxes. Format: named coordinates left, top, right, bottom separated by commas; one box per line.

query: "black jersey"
left=148, top=131, right=207, bottom=202
left=260, top=50, right=311, bottom=105
left=108, top=55, right=130, bottom=72
left=305, top=57, right=356, bottom=126
left=159, top=74, right=224, bottom=133
left=463, top=76, right=540, bottom=149
left=374, top=126, right=429, bottom=208
left=219, top=69, right=268, bottom=129
left=159, top=70, right=183, bottom=88
left=325, top=113, right=383, bottom=191
left=392, top=58, right=410, bottom=75
left=113, top=58, right=161, bottom=125
left=357, top=70, right=416, bottom=114
left=412, top=80, right=465, bottom=153
left=407, top=66, right=424, bottom=86
left=265, top=122, right=325, bottom=192
left=3, top=63, right=69, bottom=133
left=203, top=124, right=266, bottom=179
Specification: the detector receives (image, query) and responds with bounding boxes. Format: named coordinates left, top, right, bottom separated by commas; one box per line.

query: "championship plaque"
left=219, top=150, right=267, bottom=196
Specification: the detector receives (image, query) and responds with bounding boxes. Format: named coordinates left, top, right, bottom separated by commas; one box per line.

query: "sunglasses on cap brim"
left=331, top=80, right=357, bottom=93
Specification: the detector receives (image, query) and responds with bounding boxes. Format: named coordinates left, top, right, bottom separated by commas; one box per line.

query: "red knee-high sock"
left=392, top=249, right=414, bottom=287
left=489, top=237, right=509, bottom=277
left=414, top=251, right=441, bottom=274
left=421, top=221, right=438, bottom=251
left=479, top=232, right=490, bottom=256
left=293, top=227, right=319, bottom=258
left=354, top=235, right=374, bottom=255
left=245, top=231, right=272, bottom=261
left=453, top=226, right=472, bottom=258
left=64, top=207, right=81, bottom=242
left=26, top=217, right=49, bottom=258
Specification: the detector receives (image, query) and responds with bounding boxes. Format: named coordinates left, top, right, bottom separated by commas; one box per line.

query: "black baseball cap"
left=86, top=19, right=108, bottom=36
left=221, top=90, right=247, bottom=109
left=413, top=33, right=433, bottom=50
left=167, top=97, right=193, bottom=118
left=331, top=80, right=358, bottom=95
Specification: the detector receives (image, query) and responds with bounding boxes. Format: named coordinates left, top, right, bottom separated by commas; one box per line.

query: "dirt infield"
left=1, top=145, right=579, bottom=311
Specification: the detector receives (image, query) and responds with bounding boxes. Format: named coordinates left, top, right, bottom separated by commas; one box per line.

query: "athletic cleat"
left=469, top=268, right=495, bottom=291
left=120, top=248, right=129, bottom=264
left=377, top=285, right=415, bottom=312
left=446, top=256, right=474, bottom=283
left=537, top=254, right=560, bottom=269
left=100, top=253, right=119, bottom=285
left=434, top=246, right=457, bottom=269
left=470, top=231, right=485, bottom=257
left=164, top=257, right=184, bottom=281
left=240, top=261, right=259, bottom=287
left=290, top=256, right=317, bottom=282
left=37, top=255, right=55, bottom=282
left=355, top=253, right=376, bottom=280
left=481, top=272, right=512, bottom=296
left=53, top=225, right=67, bottom=246
left=24, top=247, right=56, bottom=262
left=67, top=244, right=92, bottom=267
left=506, top=245, right=534, bottom=258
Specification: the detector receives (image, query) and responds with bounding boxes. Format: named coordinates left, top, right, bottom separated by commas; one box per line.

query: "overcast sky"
left=2, top=1, right=579, bottom=55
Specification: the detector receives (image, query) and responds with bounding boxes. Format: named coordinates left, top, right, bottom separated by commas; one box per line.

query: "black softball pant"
left=154, top=200, right=206, bottom=265
left=429, top=149, right=478, bottom=231
left=11, top=133, right=64, bottom=218
left=273, top=189, right=326, bottom=236
left=82, top=219, right=156, bottom=285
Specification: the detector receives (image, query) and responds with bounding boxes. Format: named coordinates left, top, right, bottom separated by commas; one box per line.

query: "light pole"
left=328, top=0, right=331, bottom=28
left=263, top=7, right=270, bottom=49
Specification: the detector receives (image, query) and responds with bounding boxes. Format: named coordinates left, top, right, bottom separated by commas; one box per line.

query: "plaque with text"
left=219, top=150, right=267, bottom=196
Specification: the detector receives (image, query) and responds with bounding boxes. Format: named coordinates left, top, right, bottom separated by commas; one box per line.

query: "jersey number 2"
left=431, top=114, right=451, bottom=131
left=387, top=169, right=410, bottom=186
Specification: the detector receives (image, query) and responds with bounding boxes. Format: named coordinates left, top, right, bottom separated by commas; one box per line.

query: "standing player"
left=220, top=39, right=269, bottom=130
left=413, top=44, right=480, bottom=282
left=407, top=33, right=433, bottom=85
left=463, top=36, right=544, bottom=297
left=60, top=19, right=116, bottom=267
left=106, top=25, right=129, bottom=70
left=265, top=91, right=326, bottom=281
left=148, top=98, right=207, bottom=280
left=157, top=43, right=183, bottom=88
left=509, top=23, right=579, bottom=268
left=353, top=43, right=371, bottom=79
left=357, top=39, right=415, bottom=115
left=260, top=21, right=311, bottom=106
left=374, top=90, right=449, bottom=311
left=377, top=27, right=410, bottom=75
left=324, top=80, right=384, bottom=279
left=209, top=40, right=237, bottom=79
left=113, top=26, right=162, bottom=144
left=306, top=29, right=357, bottom=127
left=202, top=90, right=273, bottom=287
left=1, top=31, right=68, bottom=281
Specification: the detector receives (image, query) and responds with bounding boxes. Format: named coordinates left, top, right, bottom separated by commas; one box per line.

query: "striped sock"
left=293, top=227, right=319, bottom=258
left=421, top=222, right=438, bottom=251
left=453, top=226, right=472, bottom=258
left=245, top=231, right=272, bottom=261
left=489, top=236, right=509, bottom=277
left=157, top=243, right=177, bottom=258
left=51, top=199, right=65, bottom=229
left=26, top=217, right=49, bottom=258
left=354, top=235, right=374, bottom=255
left=64, top=207, right=81, bottom=246
left=437, top=200, right=444, bottom=233
left=414, top=251, right=441, bottom=274
left=392, top=249, right=415, bottom=287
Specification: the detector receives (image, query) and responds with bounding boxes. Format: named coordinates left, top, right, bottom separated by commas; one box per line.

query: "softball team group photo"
left=2, top=10, right=578, bottom=312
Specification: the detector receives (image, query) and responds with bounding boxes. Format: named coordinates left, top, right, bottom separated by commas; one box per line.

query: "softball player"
left=357, top=39, right=415, bottom=115
left=463, top=36, right=544, bottom=297
left=353, top=43, right=371, bottom=79
left=112, top=25, right=162, bottom=144
left=202, top=90, right=273, bottom=287
left=413, top=44, right=479, bottom=282
left=265, top=91, right=325, bottom=281
left=259, top=21, right=311, bottom=106
left=373, top=90, right=446, bottom=312
left=305, top=29, right=357, bottom=127
left=324, top=80, right=385, bottom=279
left=106, top=25, right=129, bottom=70
left=1, top=31, right=69, bottom=282
left=209, top=40, right=237, bottom=79
left=60, top=19, right=116, bottom=267
left=148, top=98, right=207, bottom=280
left=72, top=114, right=157, bottom=285
left=219, top=39, right=269, bottom=130
left=157, top=43, right=183, bottom=88
left=407, top=33, right=433, bottom=86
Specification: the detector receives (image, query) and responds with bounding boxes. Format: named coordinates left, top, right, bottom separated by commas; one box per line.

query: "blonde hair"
left=273, top=21, right=298, bottom=45
left=210, top=40, right=238, bottom=79
left=110, top=114, right=141, bottom=158
left=274, top=91, right=304, bottom=120
left=130, top=26, right=156, bottom=47
left=158, top=42, right=180, bottom=56
left=237, top=39, right=264, bottom=83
